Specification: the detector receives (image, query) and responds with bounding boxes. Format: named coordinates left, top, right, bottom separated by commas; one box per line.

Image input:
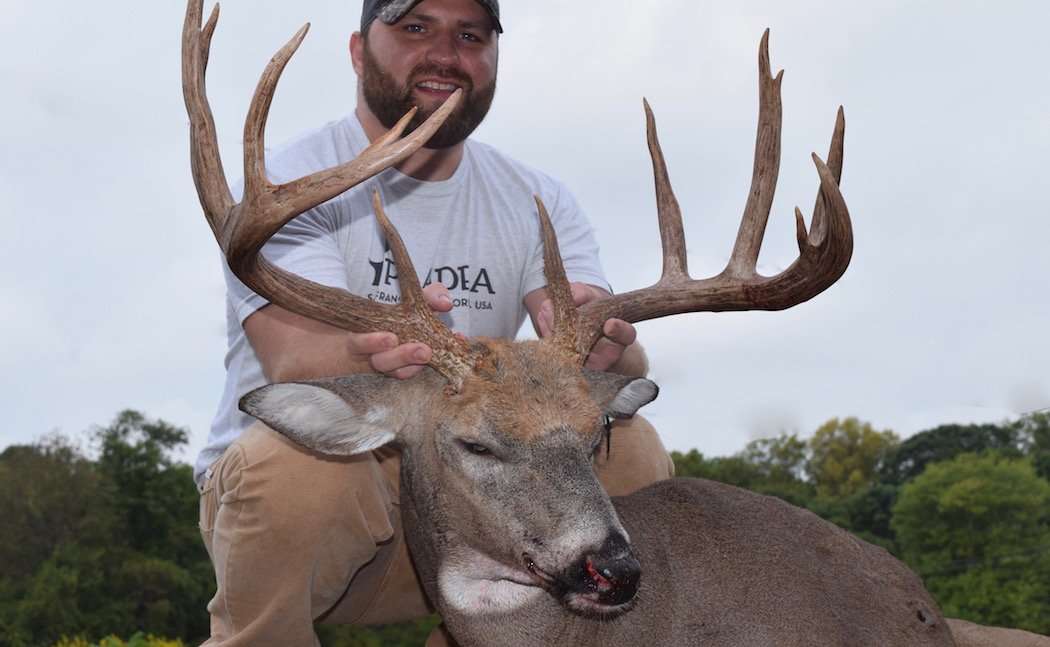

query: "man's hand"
left=348, top=283, right=453, bottom=380
left=534, top=283, right=640, bottom=373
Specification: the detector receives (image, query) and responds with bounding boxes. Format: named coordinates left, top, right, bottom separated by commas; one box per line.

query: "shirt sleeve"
left=223, top=179, right=351, bottom=326
left=522, top=180, right=611, bottom=298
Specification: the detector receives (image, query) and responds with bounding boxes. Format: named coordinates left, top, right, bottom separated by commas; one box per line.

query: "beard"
left=361, top=42, right=496, bottom=149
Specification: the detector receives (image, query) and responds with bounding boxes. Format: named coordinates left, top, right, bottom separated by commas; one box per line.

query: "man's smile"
left=414, top=78, right=465, bottom=97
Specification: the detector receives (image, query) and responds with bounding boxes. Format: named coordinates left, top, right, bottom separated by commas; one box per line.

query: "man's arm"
left=524, top=283, right=649, bottom=378
left=245, top=283, right=454, bottom=383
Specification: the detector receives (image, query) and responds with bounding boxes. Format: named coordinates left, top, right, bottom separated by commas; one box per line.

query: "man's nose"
left=425, top=32, right=461, bottom=67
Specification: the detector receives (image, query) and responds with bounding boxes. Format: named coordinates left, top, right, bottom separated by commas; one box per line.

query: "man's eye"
left=460, top=32, right=481, bottom=42
left=404, top=24, right=425, bottom=34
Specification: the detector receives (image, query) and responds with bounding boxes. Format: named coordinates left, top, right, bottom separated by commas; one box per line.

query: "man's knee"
left=594, top=414, right=674, bottom=496
left=226, top=423, right=397, bottom=533
left=202, top=422, right=403, bottom=634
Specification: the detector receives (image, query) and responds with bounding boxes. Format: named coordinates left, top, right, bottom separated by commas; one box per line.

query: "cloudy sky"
left=2, top=0, right=1048, bottom=464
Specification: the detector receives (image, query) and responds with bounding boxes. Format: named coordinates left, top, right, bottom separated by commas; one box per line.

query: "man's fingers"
left=389, top=365, right=426, bottom=380
left=537, top=284, right=617, bottom=340
left=570, top=282, right=595, bottom=306
left=348, top=331, right=399, bottom=355
left=603, top=318, right=637, bottom=347
left=580, top=319, right=636, bottom=371
left=585, top=337, right=623, bottom=371
left=370, top=343, right=433, bottom=376
left=422, top=282, right=453, bottom=313
left=537, top=301, right=554, bottom=337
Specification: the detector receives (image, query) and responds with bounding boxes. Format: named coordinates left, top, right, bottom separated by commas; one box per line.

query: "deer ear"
left=239, top=376, right=403, bottom=456
left=583, top=370, right=659, bottom=419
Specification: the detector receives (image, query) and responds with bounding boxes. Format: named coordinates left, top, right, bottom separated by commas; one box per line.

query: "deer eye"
left=460, top=440, right=493, bottom=457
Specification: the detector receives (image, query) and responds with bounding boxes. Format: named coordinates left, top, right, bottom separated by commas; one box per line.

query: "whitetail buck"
left=183, top=2, right=961, bottom=645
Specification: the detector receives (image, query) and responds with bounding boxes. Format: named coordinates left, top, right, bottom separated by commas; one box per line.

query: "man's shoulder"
left=264, top=114, right=362, bottom=184
left=464, top=138, right=570, bottom=199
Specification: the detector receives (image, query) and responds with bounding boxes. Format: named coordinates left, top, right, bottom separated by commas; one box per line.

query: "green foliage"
left=52, top=633, right=184, bottom=647
left=672, top=449, right=760, bottom=485
left=0, top=436, right=114, bottom=582
left=741, top=434, right=808, bottom=482
left=316, top=616, right=441, bottom=647
left=1012, top=411, right=1050, bottom=480
left=807, top=417, right=899, bottom=498
left=672, top=435, right=816, bottom=507
left=892, top=453, right=1050, bottom=633
left=0, top=411, right=212, bottom=647
left=93, top=411, right=200, bottom=560
left=879, top=422, right=1022, bottom=486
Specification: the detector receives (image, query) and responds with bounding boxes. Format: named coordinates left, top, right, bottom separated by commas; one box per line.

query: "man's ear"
left=582, top=369, right=659, bottom=419
left=349, top=31, right=365, bottom=77
left=240, top=374, right=408, bottom=456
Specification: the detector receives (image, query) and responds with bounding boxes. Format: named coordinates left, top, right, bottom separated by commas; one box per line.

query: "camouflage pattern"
left=361, top=0, right=503, bottom=33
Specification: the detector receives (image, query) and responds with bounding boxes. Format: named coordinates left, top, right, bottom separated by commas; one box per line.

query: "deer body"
left=414, top=479, right=953, bottom=647
left=243, top=340, right=954, bottom=647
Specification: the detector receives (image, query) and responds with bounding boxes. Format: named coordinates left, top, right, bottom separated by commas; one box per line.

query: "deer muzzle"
left=561, top=534, right=641, bottom=616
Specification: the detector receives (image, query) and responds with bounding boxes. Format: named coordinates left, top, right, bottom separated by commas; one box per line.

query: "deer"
left=182, top=1, right=958, bottom=645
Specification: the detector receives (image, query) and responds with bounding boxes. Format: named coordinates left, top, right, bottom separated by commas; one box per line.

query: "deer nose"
left=574, top=534, right=641, bottom=606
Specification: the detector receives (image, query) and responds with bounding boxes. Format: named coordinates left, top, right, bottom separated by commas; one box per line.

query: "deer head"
left=183, top=0, right=851, bottom=620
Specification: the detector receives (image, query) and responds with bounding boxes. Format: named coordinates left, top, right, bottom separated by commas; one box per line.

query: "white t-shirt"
left=195, top=114, right=610, bottom=485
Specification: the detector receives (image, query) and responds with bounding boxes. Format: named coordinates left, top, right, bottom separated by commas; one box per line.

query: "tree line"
left=1, top=410, right=1047, bottom=646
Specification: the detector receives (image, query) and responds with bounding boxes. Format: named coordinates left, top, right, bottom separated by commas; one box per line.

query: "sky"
left=2, top=0, right=1048, bottom=465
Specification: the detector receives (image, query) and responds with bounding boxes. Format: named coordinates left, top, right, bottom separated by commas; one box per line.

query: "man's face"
left=356, top=0, right=499, bottom=149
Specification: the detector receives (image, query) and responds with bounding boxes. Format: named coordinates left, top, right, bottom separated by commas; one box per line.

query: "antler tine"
left=181, top=0, right=477, bottom=389
left=805, top=106, right=845, bottom=247
left=372, top=192, right=427, bottom=313
left=273, top=100, right=455, bottom=221
left=182, top=0, right=234, bottom=239
left=371, top=193, right=479, bottom=385
left=227, top=20, right=463, bottom=263
left=727, top=28, right=783, bottom=279
left=644, top=99, right=690, bottom=283
left=241, top=22, right=311, bottom=207
left=571, top=30, right=853, bottom=363
left=534, top=196, right=582, bottom=361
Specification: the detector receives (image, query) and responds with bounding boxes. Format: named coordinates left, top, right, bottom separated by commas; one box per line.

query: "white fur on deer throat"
left=438, top=549, right=542, bottom=615
left=248, top=384, right=394, bottom=454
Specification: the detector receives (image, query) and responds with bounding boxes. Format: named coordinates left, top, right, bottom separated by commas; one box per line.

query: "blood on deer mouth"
left=525, top=553, right=638, bottom=619
left=584, top=557, right=614, bottom=593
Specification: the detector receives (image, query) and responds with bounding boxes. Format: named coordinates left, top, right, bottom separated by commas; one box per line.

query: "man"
left=195, top=1, right=674, bottom=645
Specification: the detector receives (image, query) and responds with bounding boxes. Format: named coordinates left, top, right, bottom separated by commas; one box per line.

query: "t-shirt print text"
left=368, top=255, right=496, bottom=311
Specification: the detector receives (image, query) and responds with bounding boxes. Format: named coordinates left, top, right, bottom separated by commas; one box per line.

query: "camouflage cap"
left=361, top=0, right=503, bottom=34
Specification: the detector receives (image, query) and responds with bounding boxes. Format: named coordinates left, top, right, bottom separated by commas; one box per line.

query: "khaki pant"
left=198, top=416, right=674, bottom=647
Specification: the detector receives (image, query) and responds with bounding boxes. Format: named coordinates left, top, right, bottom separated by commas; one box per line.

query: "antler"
left=540, top=29, right=853, bottom=362
left=182, top=0, right=480, bottom=389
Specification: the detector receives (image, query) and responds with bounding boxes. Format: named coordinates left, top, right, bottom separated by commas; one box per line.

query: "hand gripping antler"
left=538, top=29, right=853, bottom=362
left=182, top=0, right=480, bottom=389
